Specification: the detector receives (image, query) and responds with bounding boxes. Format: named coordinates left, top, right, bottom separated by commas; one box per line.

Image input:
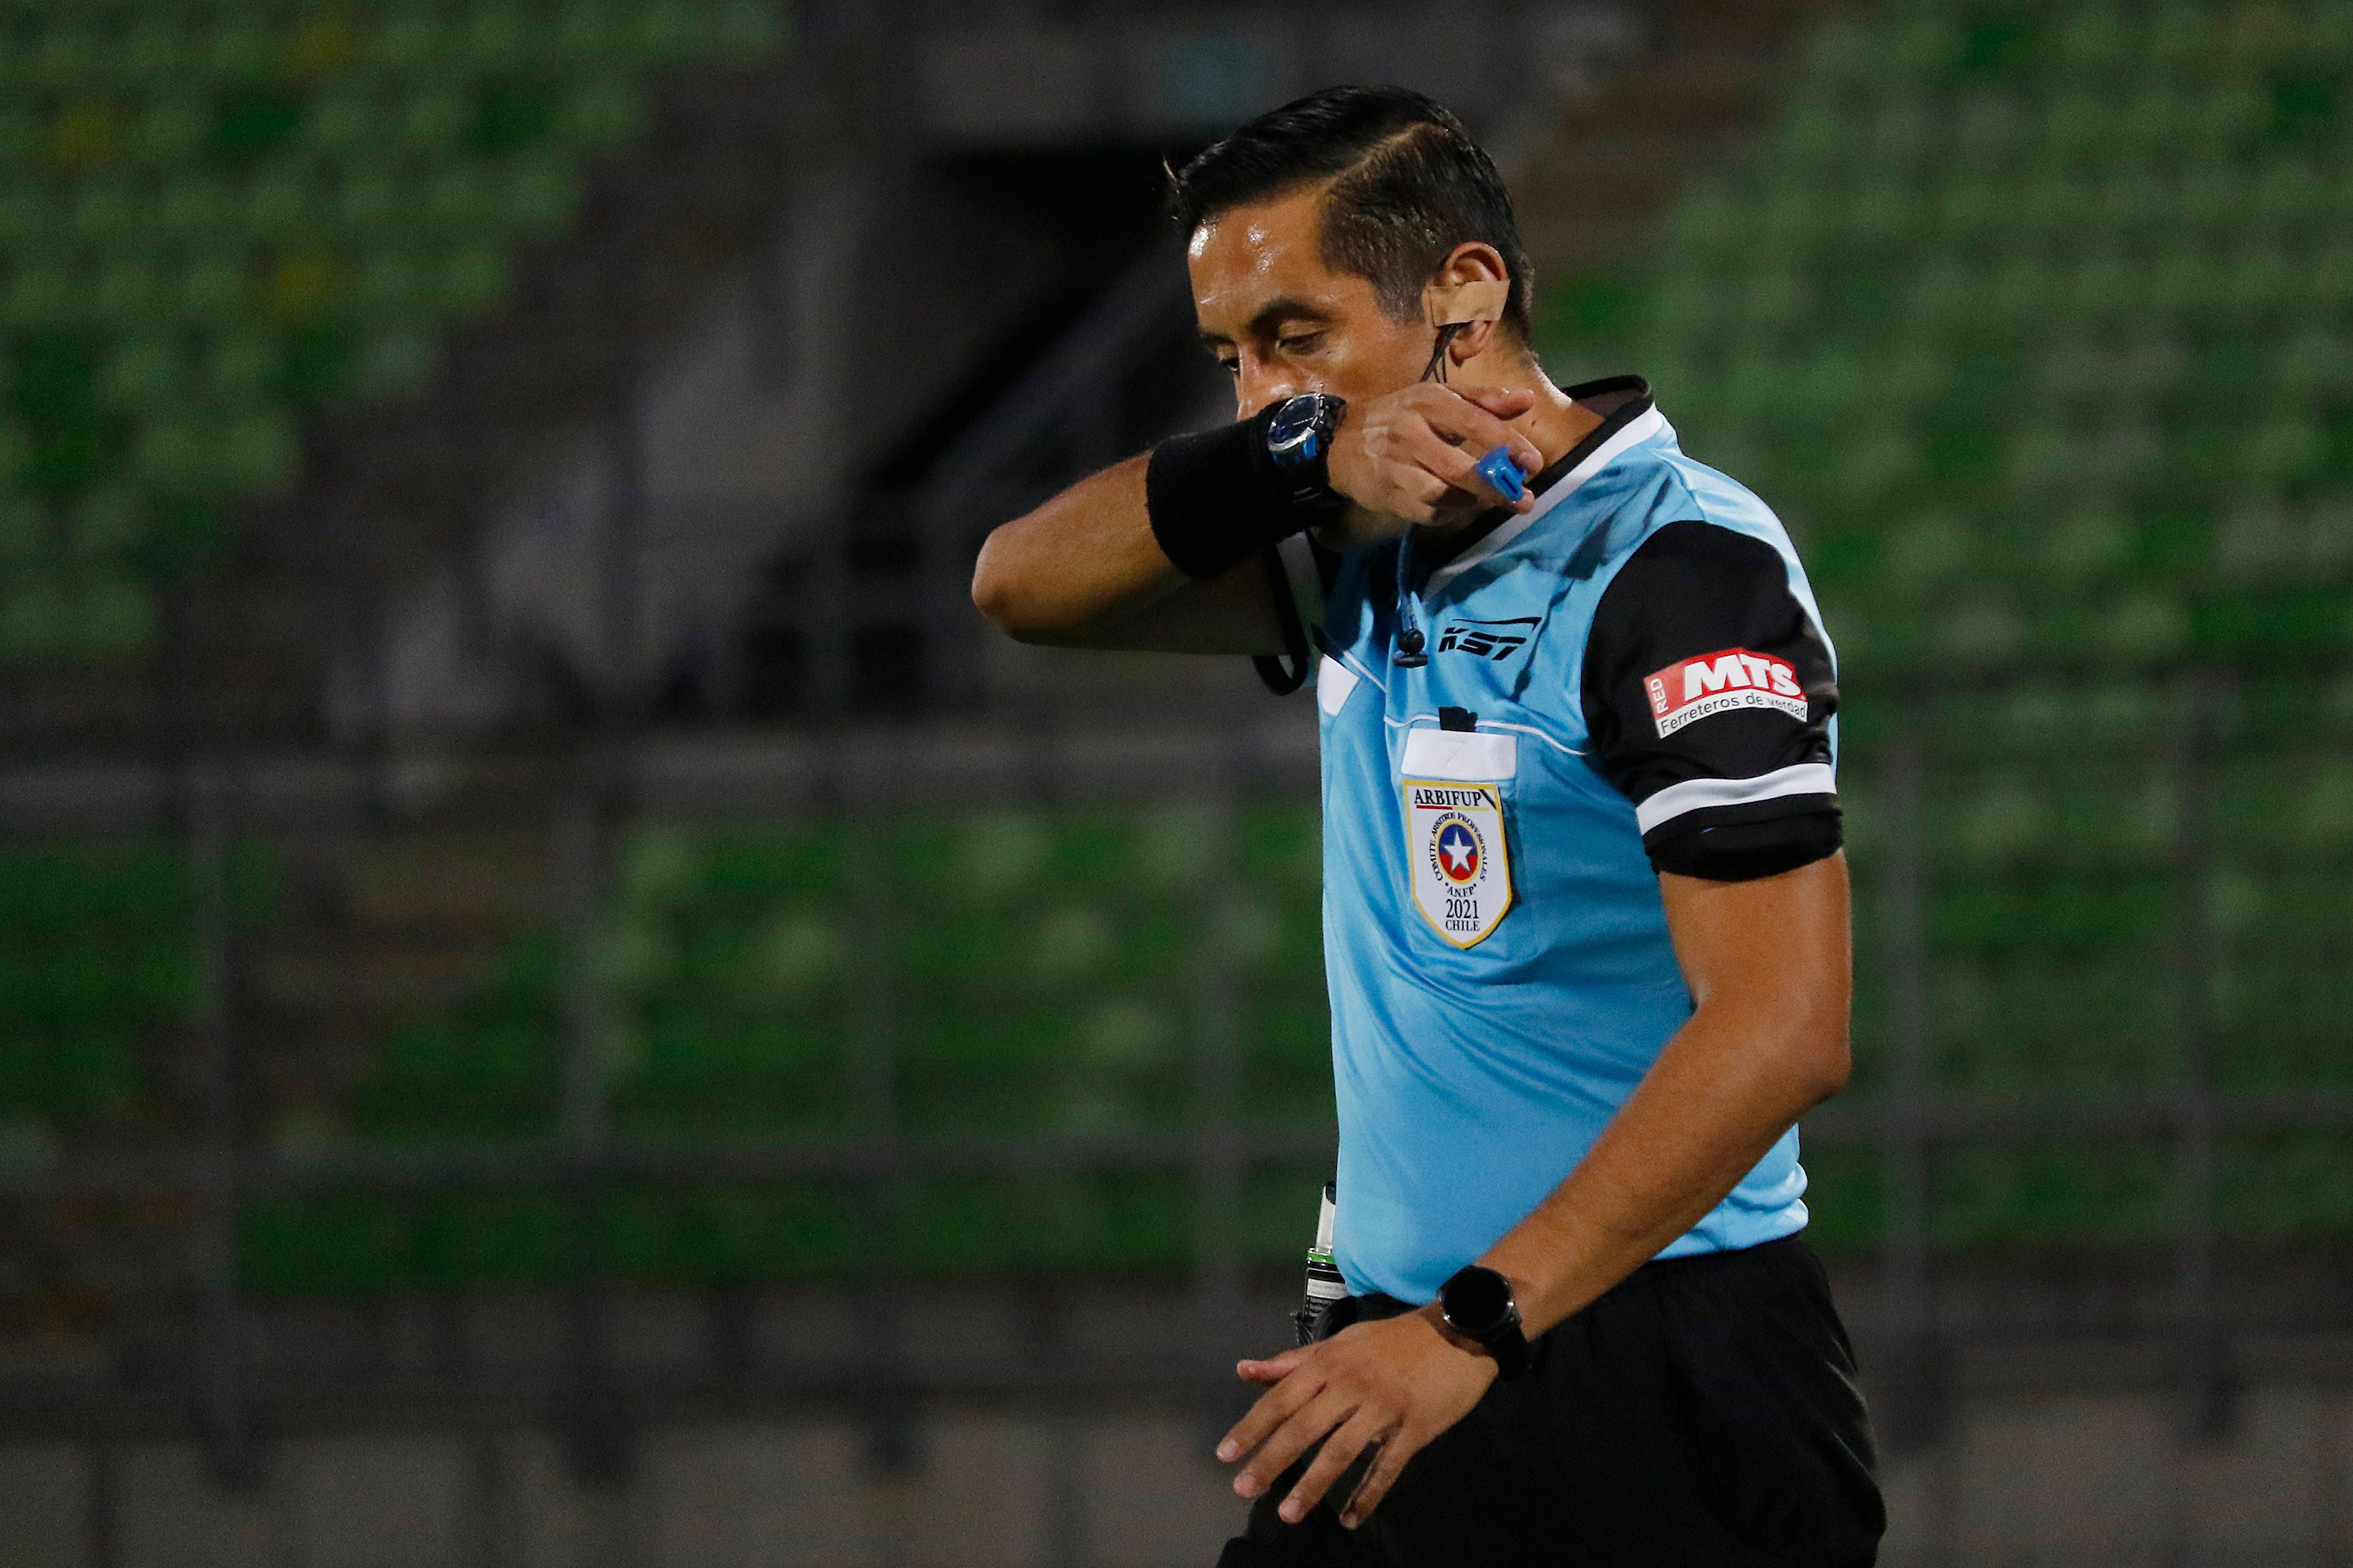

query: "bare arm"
left=969, top=386, right=1543, bottom=653
left=1216, top=852, right=1854, bottom=1527
left=968, top=455, right=1286, bottom=653
left=1473, top=850, right=1853, bottom=1335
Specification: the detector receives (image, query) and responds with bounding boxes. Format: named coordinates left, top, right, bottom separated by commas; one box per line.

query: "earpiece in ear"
left=1422, top=279, right=1509, bottom=330
left=1419, top=279, right=1510, bottom=383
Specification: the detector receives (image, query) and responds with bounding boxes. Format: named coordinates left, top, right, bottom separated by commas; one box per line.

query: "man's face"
left=1188, top=185, right=1434, bottom=422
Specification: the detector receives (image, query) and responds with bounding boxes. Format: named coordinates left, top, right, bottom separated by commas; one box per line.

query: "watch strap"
left=1264, top=394, right=1348, bottom=512
left=1439, top=1264, right=1532, bottom=1379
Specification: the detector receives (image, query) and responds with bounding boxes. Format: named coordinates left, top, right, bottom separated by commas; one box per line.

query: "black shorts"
left=1218, top=1235, right=1885, bottom=1568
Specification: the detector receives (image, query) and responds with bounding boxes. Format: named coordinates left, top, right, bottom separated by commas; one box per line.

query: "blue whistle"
left=1475, top=445, right=1528, bottom=503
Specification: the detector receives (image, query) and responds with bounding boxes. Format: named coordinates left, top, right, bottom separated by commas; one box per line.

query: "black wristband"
left=1145, top=405, right=1306, bottom=581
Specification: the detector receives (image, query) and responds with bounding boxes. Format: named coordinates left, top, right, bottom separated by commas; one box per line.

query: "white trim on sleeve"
left=1634, top=762, right=1837, bottom=836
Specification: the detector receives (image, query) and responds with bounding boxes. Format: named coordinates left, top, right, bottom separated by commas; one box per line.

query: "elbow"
left=1693, top=993, right=1851, bottom=1112
left=1791, top=1025, right=1852, bottom=1107
left=970, top=528, right=1044, bottom=641
left=969, top=530, right=1018, bottom=627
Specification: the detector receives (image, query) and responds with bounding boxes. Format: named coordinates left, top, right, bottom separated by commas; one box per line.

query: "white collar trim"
left=1426, top=405, right=1667, bottom=589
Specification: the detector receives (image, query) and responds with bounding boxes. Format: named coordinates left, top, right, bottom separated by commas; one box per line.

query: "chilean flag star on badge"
left=1437, top=820, right=1480, bottom=884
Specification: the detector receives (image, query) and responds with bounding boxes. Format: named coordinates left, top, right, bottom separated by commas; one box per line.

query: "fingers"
left=1236, top=1346, right=1309, bottom=1383
left=1458, top=385, right=1538, bottom=421
left=1216, top=1358, right=1325, bottom=1464
left=1396, top=422, right=1485, bottom=493
left=1397, top=422, right=1532, bottom=512
left=1327, top=381, right=1541, bottom=524
left=1236, top=1353, right=1304, bottom=1388
left=1279, top=1406, right=1396, bottom=1525
left=1410, top=386, right=1542, bottom=477
left=1338, top=1423, right=1427, bottom=1529
left=1234, top=1386, right=1356, bottom=1504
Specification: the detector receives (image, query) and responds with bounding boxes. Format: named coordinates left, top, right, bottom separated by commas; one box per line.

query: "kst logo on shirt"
left=1645, top=648, right=1808, bottom=736
left=1436, top=616, right=1540, bottom=660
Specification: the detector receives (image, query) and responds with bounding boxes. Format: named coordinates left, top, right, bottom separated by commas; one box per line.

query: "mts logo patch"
left=1645, top=648, right=1807, bottom=737
left=1436, top=616, right=1540, bottom=660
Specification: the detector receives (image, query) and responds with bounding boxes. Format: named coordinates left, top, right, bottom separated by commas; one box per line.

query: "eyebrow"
left=1198, top=295, right=1339, bottom=349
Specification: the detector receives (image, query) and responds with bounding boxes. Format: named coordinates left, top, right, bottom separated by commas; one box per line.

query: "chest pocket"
left=1398, top=727, right=1519, bottom=949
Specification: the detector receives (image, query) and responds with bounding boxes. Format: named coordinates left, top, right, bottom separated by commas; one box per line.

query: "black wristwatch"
left=1437, top=1264, right=1531, bottom=1379
left=1262, top=393, right=1349, bottom=511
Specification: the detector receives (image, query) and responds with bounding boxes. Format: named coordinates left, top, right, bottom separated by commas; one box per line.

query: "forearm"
left=1477, top=1005, right=1842, bottom=1337
left=971, top=455, right=1184, bottom=641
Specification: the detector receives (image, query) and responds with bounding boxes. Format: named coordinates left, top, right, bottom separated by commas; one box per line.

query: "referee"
left=972, top=86, right=1883, bottom=1566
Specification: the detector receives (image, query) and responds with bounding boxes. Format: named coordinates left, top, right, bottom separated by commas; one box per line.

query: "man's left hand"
left=1215, top=1307, right=1498, bottom=1529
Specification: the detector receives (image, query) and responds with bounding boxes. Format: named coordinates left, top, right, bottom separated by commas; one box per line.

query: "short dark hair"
left=1166, top=85, right=1533, bottom=339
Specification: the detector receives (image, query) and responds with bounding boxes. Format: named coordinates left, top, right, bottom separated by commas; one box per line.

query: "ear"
left=1421, top=243, right=1513, bottom=363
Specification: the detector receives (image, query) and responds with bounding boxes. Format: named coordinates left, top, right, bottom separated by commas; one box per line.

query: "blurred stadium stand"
left=4, top=1, right=2353, bottom=1564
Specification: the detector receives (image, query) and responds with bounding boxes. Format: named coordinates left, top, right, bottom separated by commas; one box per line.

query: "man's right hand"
left=1324, top=384, right=1545, bottom=539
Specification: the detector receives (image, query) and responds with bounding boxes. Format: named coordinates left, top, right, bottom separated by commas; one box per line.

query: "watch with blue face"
left=1263, top=393, right=1349, bottom=511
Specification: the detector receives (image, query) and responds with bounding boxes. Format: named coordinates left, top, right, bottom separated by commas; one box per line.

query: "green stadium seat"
left=0, top=495, right=43, bottom=564
left=299, top=86, right=381, bottom=159
left=505, top=154, right=581, bottom=232
left=2277, top=328, right=2353, bottom=396
left=200, top=333, right=276, bottom=403
left=0, top=848, right=209, bottom=1142
left=240, top=167, right=315, bottom=241
left=0, top=574, right=71, bottom=658
left=2052, top=4, right=2134, bottom=74
left=364, top=10, right=447, bottom=79
left=130, top=96, right=206, bottom=166
left=333, top=162, right=404, bottom=234
left=553, top=2, right=629, bottom=67
left=89, top=256, right=164, bottom=326
left=221, top=411, right=299, bottom=492
left=555, top=77, right=646, bottom=146
left=1798, top=17, right=1877, bottom=90
left=352, top=251, right=425, bottom=318
left=5, top=263, right=78, bottom=329
left=174, top=249, right=248, bottom=326
left=240, top=1195, right=408, bottom=1297
left=409, top=1193, right=567, bottom=1287
left=99, top=335, right=183, bottom=413
left=395, top=86, right=473, bottom=155
left=152, top=173, right=230, bottom=243
left=458, top=6, right=536, bottom=75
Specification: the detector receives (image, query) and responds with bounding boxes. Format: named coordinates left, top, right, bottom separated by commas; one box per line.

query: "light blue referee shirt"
left=1273, top=378, right=1842, bottom=1303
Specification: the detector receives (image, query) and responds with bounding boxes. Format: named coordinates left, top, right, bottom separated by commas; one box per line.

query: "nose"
left=1235, top=360, right=1304, bottom=420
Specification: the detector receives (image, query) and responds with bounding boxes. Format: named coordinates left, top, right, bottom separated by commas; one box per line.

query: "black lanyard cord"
left=1421, top=322, right=1465, bottom=386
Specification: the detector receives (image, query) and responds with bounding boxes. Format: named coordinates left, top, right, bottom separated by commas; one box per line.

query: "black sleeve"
left=1580, top=521, right=1841, bottom=882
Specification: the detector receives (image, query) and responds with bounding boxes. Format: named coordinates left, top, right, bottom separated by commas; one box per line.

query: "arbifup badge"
left=1404, top=779, right=1512, bottom=947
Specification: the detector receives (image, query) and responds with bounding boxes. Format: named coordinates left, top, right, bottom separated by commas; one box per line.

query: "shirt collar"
left=1422, top=376, right=1662, bottom=591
